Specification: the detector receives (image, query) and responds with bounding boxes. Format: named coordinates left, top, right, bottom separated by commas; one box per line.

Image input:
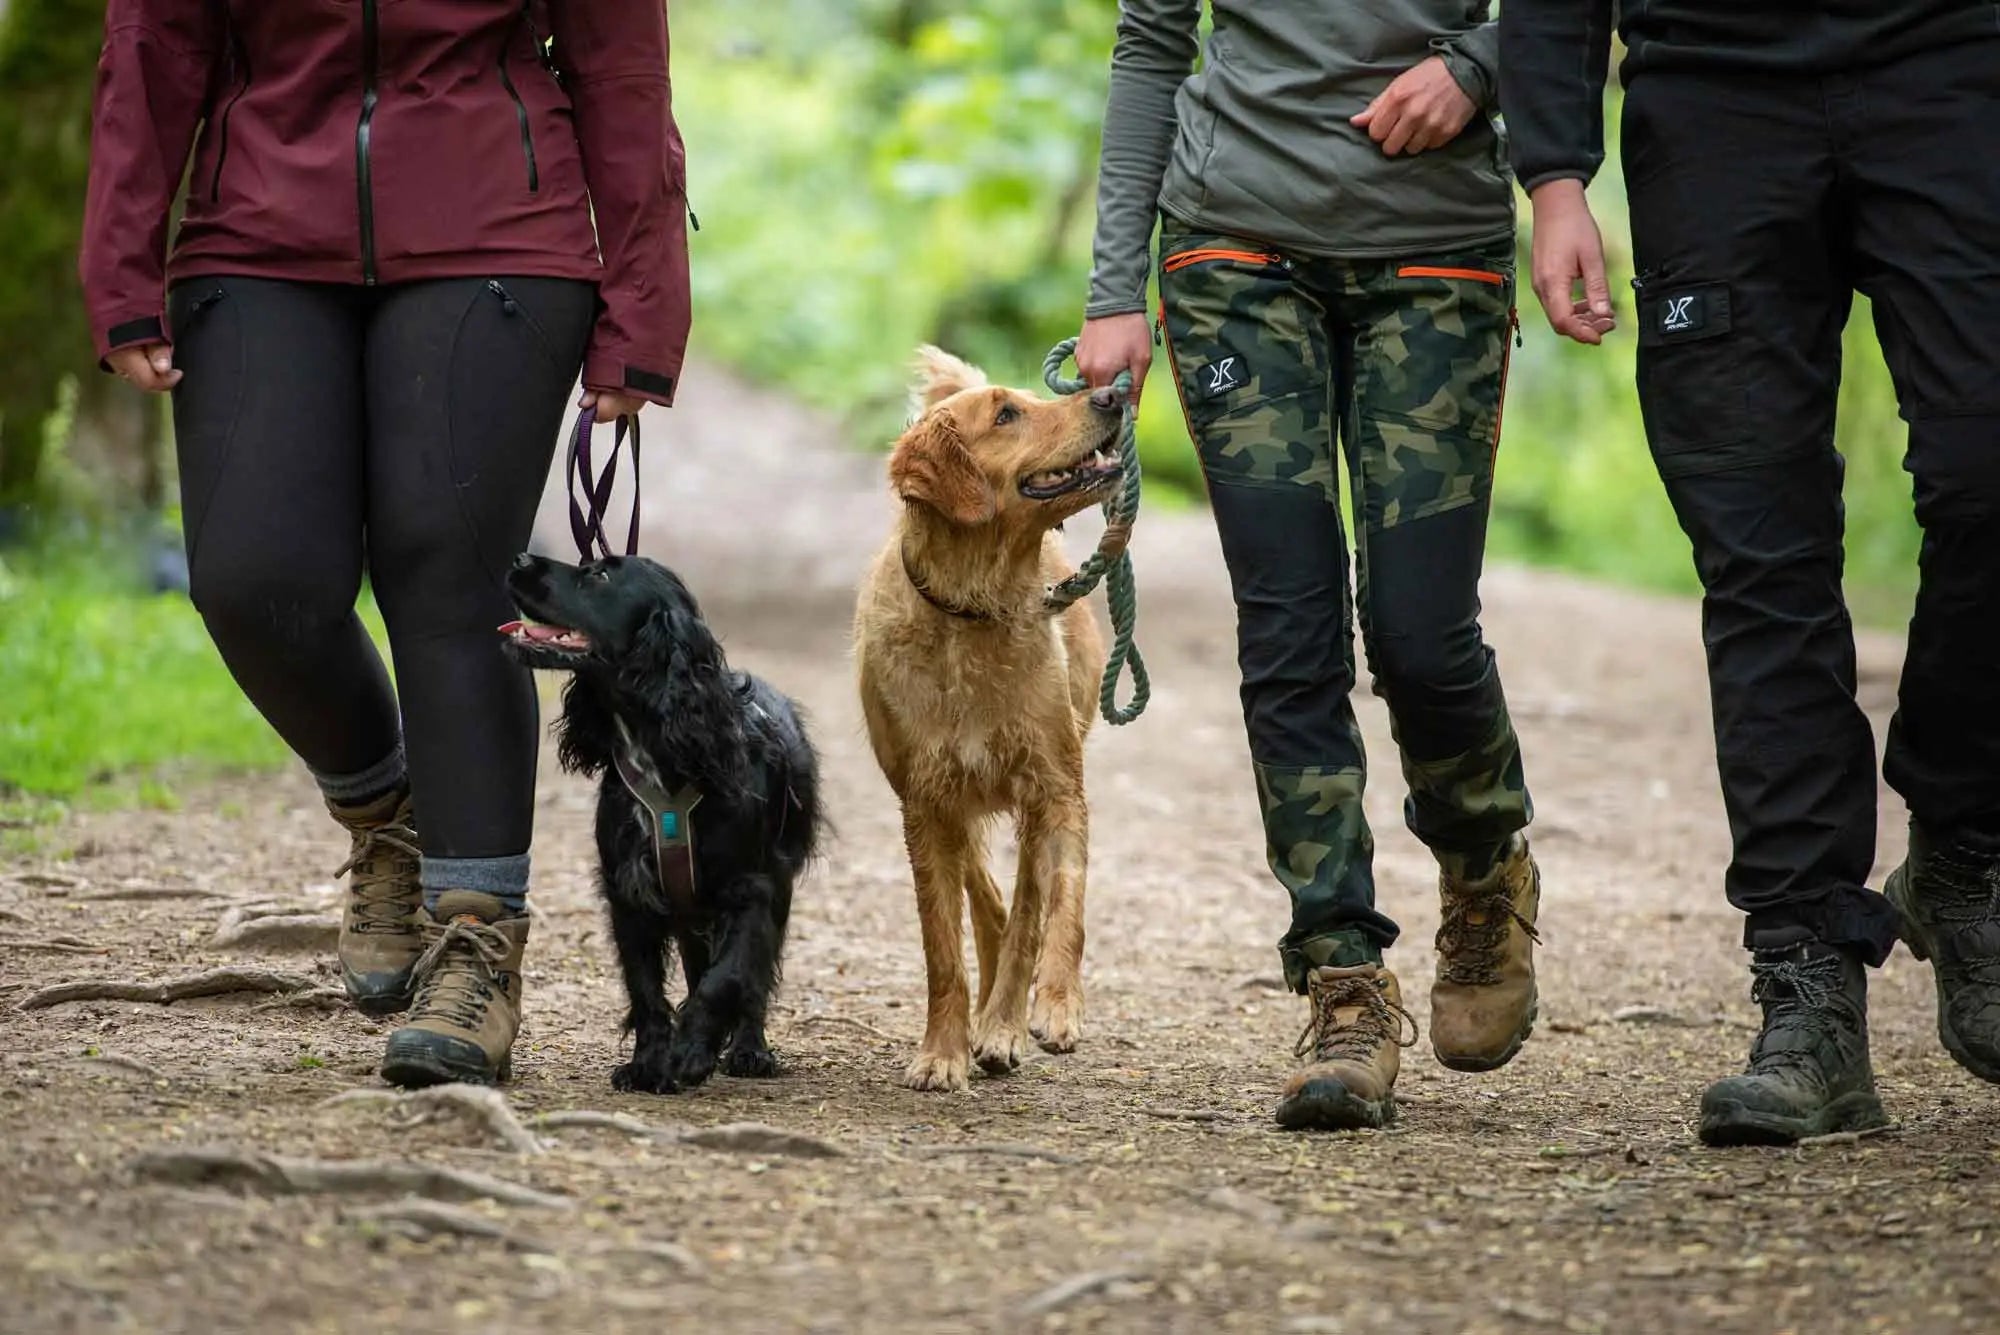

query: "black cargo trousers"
left=1620, top=40, right=2000, bottom=966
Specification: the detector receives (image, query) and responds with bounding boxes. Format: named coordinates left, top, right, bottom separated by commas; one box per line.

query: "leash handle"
left=566, top=404, right=643, bottom=560
left=1040, top=338, right=1150, bottom=727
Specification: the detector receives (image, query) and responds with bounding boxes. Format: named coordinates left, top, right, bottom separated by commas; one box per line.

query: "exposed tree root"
left=1018, top=1266, right=1145, bottom=1317
left=0, top=937, right=111, bottom=955
left=346, top=1199, right=553, bottom=1252
left=677, top=1122, right=847, bottom=1159
left=212, top=908, right=339, bottom=952
left=321, top=1085, right=542, bottom=1156
left=533, top=1110, right=675, bottom=1139
left=911, top=1142, right=1077, bottom=1165
left=16, top=967, right=317, bottom=1012
left=1797, top=1123, right=1901, bottom=1149
left=1141, top=1106, right=1221, bottom=1123
left=125, top=1146, right=571, bottom=1210
left=66, top=1053, right=168, bottom=1082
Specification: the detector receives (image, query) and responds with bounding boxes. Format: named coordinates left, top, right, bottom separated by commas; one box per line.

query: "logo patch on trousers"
left=1661, top=292, right=1704, bottom=334
left=1197, top=356, right=1245, bottom=397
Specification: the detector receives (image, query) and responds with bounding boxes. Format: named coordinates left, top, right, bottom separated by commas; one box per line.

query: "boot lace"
left=1745, top=952, right=1847, bottom=1077
left=1436, top=879, right=1541, bottom=988
left=335, top=820, right=421, bottom=935
left=407, top=917, right=510, bottom=1031
left=1924, top=845, right=2000, bottom=984
left=1294, top=974, right=1419, bottom=1065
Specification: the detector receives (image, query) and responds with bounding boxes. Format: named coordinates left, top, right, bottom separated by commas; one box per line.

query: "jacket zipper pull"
left=688, top=205, right=701, bottom=233
left=487, top=279, right=519, bottom=315
left=1511, top=306, right=1522, bottom=348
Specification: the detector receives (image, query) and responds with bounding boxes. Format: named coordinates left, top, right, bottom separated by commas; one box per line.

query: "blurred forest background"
left=0, top=0, right=1921, bottom=815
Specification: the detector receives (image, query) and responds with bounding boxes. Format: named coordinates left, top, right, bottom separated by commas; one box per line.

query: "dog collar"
left=900, top=540, right=995, bottom=622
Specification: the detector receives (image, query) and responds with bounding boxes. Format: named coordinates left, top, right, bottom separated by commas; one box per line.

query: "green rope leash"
left=1041, top=338, right=1150, bottom=726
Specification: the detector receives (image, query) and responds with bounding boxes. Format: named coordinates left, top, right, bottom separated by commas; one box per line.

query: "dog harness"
left=612, top=721, right=703, bottom=920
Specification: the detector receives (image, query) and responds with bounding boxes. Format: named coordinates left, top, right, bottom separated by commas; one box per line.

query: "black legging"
left=167, top=274, right=594, bottom=863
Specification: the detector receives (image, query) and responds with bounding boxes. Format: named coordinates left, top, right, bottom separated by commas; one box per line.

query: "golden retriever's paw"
left=970, top=1016, right=1029, bottom=1076
left=1030, top=988, right=1084, bottom=1055
left=903, top=1047, right=971, bottom=1093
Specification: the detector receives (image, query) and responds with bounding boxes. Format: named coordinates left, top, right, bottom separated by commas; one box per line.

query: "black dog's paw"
left=611, top=1050, right=678, bottom=1095
left=663, top=1040, right=720, bottom=1091
left=722, top=1042, right=780, bottom=1079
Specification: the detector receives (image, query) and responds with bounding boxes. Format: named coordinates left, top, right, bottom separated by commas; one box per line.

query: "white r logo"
left=1664, top=296, right=1696, bottom=331
left=1205, top=357, right=1240, bottom=393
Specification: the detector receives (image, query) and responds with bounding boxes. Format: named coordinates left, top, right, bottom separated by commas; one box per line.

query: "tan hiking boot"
left=1276, top=964, right=1417, bottom=1130
left=379, top=892, right=528, bottom=1088
left=1432, top=833, right=1542, bottom=1072
left=330, top=788, right=423, bottom=1016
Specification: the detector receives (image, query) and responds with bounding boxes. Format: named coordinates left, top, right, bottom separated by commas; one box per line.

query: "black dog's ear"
left=554, top=674, right=616, bottom=777
left=626, top=602, right=745, bottom=791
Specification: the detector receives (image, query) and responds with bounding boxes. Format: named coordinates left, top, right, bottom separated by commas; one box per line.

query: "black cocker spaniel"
left=503, top=553, right=821, bottom=1093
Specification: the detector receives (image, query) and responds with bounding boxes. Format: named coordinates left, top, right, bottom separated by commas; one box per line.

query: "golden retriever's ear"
left=909, top=345, right=989, bottom=415
left=889, top=412, right=996, bottom=527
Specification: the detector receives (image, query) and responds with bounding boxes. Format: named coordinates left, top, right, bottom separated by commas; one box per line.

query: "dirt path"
left=4, top=362, right=1996, bottom=1335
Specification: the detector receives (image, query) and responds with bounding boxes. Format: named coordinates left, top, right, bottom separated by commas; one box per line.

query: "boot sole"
left=1885, top=874, right=2000, bottom=1086
left=1697, top=1089, right=1888, bottom=1148
left=1435, top=995, right=1539, bottom=1074
left=1275, top=1079, right=1395, bottom=1132
left=379, top=1039, right=511, bottom=1089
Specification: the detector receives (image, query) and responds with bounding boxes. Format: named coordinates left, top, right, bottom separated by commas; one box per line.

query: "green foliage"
left=0, top=0, right=104, bottom=504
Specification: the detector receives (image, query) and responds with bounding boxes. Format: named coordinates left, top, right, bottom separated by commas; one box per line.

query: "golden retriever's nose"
left=1087, top=385, right=1123, bottom=415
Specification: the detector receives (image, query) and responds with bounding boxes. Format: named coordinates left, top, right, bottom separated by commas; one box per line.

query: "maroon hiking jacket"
left=80, top=0, right=690, bottom=406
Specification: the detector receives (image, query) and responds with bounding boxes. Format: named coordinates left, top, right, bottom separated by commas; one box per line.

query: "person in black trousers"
left=1500, top=0, right=2000, bottom=1145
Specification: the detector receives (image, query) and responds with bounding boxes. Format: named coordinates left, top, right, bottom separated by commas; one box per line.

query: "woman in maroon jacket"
left=79, top=0, right=692, bottom=1088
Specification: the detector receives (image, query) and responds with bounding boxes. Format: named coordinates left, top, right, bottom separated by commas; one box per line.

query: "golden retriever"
left=854, top=347, right=1123, bottom=1091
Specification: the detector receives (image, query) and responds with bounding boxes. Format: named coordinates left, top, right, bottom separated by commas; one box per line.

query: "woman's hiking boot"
left=1276, top=964, right=1417, bottom=1131
left=1884, top=823, right=2000, bottom=1084
left=1432, top=834, right=1542, bottom=1072
left=380, top=892, right=530, bottom=1088
left=1698, top=928, right=1887, bottom=1147
left=330, top=788, right=424, bottom=1016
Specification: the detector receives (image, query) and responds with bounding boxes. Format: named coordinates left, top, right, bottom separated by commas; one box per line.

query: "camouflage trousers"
left=1156, top=214, right=1533, bottom=992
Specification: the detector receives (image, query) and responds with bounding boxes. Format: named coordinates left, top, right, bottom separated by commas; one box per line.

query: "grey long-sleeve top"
left=1085, top=0, right=1515, bottom=319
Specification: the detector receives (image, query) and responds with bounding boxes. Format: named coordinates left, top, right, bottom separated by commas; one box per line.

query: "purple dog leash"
left=566, top=404, right=643, bottom=560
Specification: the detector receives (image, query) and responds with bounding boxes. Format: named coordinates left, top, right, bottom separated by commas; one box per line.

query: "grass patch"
left=0, top=546, right=389, bottom=802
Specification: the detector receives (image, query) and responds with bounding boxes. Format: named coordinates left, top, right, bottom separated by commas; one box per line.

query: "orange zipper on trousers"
left=1396, top=264, right=1507, bottom=286
left=1162, top=247, right=1284, bottom=274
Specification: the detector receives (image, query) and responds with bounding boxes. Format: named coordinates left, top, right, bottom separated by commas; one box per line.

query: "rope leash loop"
left=566, top=404, right=644, bottom=561
left=1040, top=338, right=1150, bottom=727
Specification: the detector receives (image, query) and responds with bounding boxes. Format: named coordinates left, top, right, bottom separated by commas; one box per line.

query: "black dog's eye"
left=995, top=404, right=1020, bottom=427
left=588, top=565, right=613, bottom=583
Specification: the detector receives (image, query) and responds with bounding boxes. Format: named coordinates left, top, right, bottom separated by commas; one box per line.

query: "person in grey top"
left=1076, top=1, right=1544, bottom=1132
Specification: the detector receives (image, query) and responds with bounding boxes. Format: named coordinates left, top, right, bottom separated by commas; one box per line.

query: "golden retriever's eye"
left=994, top=403, right=1020, bottom=428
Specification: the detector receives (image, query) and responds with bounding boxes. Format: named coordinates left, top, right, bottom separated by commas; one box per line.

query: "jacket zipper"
left=1162, top=247, right=1285, bottom=274
left=1397, top=265, right=1507, bottom=286
left=356, top=0, right=381, bottom=285
left=499, top=2, right=540, bottom=193
left=1493, top=307, right=1521, bottom=456
left=208, top=26, right=251, bottom=202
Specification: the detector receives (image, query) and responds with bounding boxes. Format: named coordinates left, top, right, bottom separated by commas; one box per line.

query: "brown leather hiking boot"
left=1432, top=833, right=1542, bottom=1072
left=379, top=892, right=529, bottom=1088
left=330, top=788, right=423, bottom=1016
left=1276, top=964, right=1417, bottom=1130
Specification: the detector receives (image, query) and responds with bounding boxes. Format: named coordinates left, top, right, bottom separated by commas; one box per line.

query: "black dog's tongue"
left=498, top=620, right=591, bottom=649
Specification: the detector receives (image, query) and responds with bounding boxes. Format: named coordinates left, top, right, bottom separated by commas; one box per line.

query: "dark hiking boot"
left=1432, top=833, right=1543, bottom=1072
left=1884, top=824, right=2000, bottom=1085
left=380, top=892, right=529, bottom=1088
left=330, top=788, right=424, bottom=1016
left=1699, top=929, right=1887, bottom=1147
left=1276, top=964, right=1417, bottom=1131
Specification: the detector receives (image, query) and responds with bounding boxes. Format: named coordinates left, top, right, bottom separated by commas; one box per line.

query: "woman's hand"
left=1351, top=56, right=1478, bottom=156
left=580, top=388, right=646, bottom=421
left=107, top=342, right=183, bottom=393
left=1076, top=312, right=1153, bottom=408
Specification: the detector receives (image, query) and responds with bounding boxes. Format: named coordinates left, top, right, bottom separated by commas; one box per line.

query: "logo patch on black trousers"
left=1640, top=282, right=1732, bottom=346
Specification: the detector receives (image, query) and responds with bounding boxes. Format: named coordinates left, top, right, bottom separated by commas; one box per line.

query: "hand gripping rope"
left=1039, top=339, right=1150, bottom=727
